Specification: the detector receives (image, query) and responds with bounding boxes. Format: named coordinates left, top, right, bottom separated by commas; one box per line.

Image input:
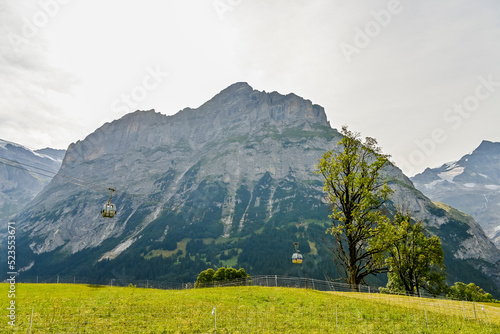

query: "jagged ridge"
left=412, top=140, right=500, bottom=247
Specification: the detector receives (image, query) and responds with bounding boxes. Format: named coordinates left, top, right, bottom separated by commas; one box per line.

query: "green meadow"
left=2, top=283, right=500, bottom=333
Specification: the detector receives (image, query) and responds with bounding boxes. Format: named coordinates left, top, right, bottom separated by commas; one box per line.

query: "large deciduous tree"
left=316, top=126, right=392, bottom=288
left=377, top=211, right=446, bottom=296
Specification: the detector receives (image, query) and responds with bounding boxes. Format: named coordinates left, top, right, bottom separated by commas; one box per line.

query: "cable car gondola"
left=292, top=242, right=303, bottom=264
left=101, top=188, right=116, bottom=218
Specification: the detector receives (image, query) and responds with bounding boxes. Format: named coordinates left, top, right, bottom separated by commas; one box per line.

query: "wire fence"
left=14, top=273, right=500, bottom=306
left=18, top=275, right=191, bottom=290
left=14, top=274, right=415, bottom=294
left=13, top=273, right=492, bottom=297
left=4, top=274, right=500, bottom=333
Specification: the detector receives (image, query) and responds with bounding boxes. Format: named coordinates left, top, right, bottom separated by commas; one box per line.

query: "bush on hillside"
left=195, top=267, right=250, bottom=288
left=446, top=282, right=498, bottom=302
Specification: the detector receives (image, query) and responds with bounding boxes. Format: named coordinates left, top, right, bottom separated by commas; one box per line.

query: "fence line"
left=13, top=274, right=492, bottom=301
left=16, top=275, right=191, bottom=290
left=5, top=274, right=499, bottom=332
left=13, top=274, right=384, bottom=293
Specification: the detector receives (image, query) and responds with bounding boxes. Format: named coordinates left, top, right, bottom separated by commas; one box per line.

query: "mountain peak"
left=173, top=82, right=330, bottom=131
left=412, top=140, right=500, bottom=248
left=473, top=140, right=500, bottom=154
left=200, top=82, right=255, bottom=107
left=65, top=82, right=331, bottom=166
left=222, top=81, right=253, bottom=92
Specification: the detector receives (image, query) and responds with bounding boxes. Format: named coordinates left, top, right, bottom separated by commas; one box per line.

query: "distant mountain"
left=0, top=139, right=64, bottom=221
left=412, top=141, right=500, bottom=248
left=5, top=83, right=500, bottom=295
left=34, top=147, right=66, bottom=161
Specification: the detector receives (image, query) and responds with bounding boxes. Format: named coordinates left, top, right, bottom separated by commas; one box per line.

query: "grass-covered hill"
left=3, top=283, right=500, bottom=333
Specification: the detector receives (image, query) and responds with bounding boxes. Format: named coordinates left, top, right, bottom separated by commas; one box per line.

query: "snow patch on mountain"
left=411, top=140, right=500, bottom=249
left=423, top=179, right=445, bottom=190
left=437, top=166, right=464, bottom=182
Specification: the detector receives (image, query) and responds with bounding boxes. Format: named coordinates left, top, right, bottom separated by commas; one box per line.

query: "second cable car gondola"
left=101, top=188, right=116, bottom=218
left=292, top=242, right=303, bottom=264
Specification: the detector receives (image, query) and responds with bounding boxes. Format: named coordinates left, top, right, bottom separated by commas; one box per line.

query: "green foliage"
left=195, top=267, right=250, bottom=287
left=213, top=267, right=227, bottom=282
left=316, top=126, right=392, bottom=287
left=426, top=203, right=447, bottom=217
left=376, top=211, right=446, bottom=296
left=443, top=258, right=500, bottom=298
left=195, top=268, right=216, bottom=287
left=447, top=282, right=498, bottom=302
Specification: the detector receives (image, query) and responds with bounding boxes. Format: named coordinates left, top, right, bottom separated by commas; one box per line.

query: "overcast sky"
left=1, top=0, right=499, bottom=176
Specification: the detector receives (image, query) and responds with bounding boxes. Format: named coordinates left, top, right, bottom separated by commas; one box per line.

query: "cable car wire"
left=0, top=155, right=104, bottom=192
left=0, top=154, right=208, bottom=220
left=0, top=158, right=56, bottom=180
left=0, top=154, right=161, bottom=204
left=0, top=148, right=64, bottom=172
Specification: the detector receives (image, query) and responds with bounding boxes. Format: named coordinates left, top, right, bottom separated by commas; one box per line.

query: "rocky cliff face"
left=412, top=141, right=500, bottom=248
left=22, top=83, right=338, bottom=254
left=0, top=140, right=64, bottom=222
left=8, top=83, right=500, bottom=291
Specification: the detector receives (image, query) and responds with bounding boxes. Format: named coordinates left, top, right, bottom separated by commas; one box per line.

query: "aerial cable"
left=0, top=157, right=98, bottom=193
left=0, top=150, right=64, bottom=172
left=0, top=155, right=106, bottom=192
left=0, top=155, right=161, bottom=204
left=0, top=154, right=187, bottom=220
left=0, top=158, right=56, bottom=180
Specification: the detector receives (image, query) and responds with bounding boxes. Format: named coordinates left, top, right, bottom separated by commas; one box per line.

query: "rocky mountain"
left=0, top=140, right=64, bottom=221
left=412, top=141, right=500, bottom=248
left=5, top=83, right=500, bottom=294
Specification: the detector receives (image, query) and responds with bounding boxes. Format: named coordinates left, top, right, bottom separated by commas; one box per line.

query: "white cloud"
left=1, top=0, right=500, bottom=176
left=0, top=0, right=81, bottom=148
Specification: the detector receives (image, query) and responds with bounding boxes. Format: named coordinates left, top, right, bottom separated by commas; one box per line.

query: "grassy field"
left=2, top=283, right=500, bottom=333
